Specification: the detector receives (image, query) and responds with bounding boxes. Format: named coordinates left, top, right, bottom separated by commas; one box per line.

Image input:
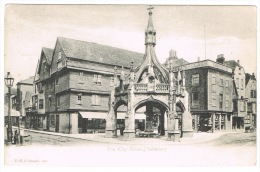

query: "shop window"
left=77, top=93, right=82, bottom=104
left=93, top=74, right=102, bottom=85
left=192, top=74, right=199, bottom=85
left=91, top=95, right=100, bottom=106
left=39, top=99, right=44, bottom=109
left=87, top=119, right=106, bottom=129
left=50, top=115, right=55, bottom=127
left=192, top=92, right=199, bottom=106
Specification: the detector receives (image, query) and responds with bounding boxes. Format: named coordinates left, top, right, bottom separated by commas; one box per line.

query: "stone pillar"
left=70, top=113, right=78, bottom=134
left=219, top=114, right=221, bottom=131
left=224, top=114, right=228, bottom=130
left=105, top=110, right=116, bottom=138
left=194, top=115, right=197, bottom=132
left=164, top=111, right=168, bottom=135
left=212, top=113, right=215, bottom=133
left=249, top=113, right=253, bottom=126
left=182, top=110, right=193, bottom=137
left=230, top=114, right=233, bottom=131
left=124, top=109, right=135, bottom=139
left=145, top=104, right=153, bottom=132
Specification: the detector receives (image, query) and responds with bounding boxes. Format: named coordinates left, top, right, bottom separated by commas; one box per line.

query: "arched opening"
left=114, top=100, right=127, bottom=136
left=176, top=101, right=185, bottom=134
left=134, top=99, right=169, bottom=136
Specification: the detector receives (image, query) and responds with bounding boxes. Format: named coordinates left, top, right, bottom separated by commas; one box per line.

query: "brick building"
left=171, top=56, right=234, bottom=133
left=224, top=59, right=247, bottom=130
left=29, top=37, right=143, bottom=134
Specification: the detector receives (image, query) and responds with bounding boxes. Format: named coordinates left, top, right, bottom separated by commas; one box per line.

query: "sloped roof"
left=245, top=73, right=256, bottom=86
left=17, top=76, right=34, bottom=85
left=42, top=47, right=54, bottom=65
left=224, top=60, right=242, bottom=69
left=164, top=58, right=189, bottom=68
left=4, top=105, right=20, bottom=117
left=58, top=37, right=144, bottom=68
left=245, top=73, right=251, bottom=86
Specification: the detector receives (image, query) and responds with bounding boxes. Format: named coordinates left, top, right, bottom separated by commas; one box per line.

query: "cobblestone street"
left=4, top=131, right=256, bottom=167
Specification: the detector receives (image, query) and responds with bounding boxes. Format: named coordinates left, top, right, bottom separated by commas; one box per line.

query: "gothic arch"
left=176, top=100, right=186, bottom=112
left=134, top=97, right=169, bottom=112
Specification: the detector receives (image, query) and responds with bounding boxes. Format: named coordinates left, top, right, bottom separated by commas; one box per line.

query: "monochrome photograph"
left=1, top=2, right=258, bottom=170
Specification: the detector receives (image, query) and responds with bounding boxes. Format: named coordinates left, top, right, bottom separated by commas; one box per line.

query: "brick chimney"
left=216, top=54, right=225, bottom=64
left=237, top=60, right=240, bottom=65
left=169, top=49, right=177, bottom=59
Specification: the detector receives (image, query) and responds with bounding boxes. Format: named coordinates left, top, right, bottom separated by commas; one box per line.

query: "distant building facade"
left=224, top=59, right=247, bottom=130
left=172, top=57, right=234, bottom=133
left=245, top=73, right=257, bottom=128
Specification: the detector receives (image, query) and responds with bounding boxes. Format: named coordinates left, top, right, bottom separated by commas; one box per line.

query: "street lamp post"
left=4, top=72, right=14, bottom=145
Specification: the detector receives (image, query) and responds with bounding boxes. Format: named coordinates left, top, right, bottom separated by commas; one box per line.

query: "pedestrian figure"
left=14, top=130, right=18, bottom=144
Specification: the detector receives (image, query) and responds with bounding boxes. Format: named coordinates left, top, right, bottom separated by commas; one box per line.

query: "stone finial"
left=130, top=59, right=134, bottom=72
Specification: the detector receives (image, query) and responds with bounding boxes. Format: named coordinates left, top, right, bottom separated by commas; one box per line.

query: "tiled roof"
left=58, top=37, right=144, bottom=68
left=224, top=60, right=242, bottom=69
left=245, top=73, right=251, bottom=86
left=42, top=47, right=54, bottom=65
left=17, top=76, right=34, bottom=85
left=245, top=73, right=256, bottom=86
left=164, top=58, right=189, bottom=68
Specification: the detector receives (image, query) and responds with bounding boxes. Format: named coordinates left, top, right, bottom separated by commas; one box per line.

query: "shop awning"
left=79, top=111, right=107, bottom=119
left=4, top=105, right=21, bottom=117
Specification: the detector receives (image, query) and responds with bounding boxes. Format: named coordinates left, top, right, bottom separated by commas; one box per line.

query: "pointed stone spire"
left=145, top=6, right=156, bottom=46
left=147, top=6, right=154, bottom=32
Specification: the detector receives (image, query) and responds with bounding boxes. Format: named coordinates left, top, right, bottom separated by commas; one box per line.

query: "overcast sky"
left=4, top=5, right=257, bottom=84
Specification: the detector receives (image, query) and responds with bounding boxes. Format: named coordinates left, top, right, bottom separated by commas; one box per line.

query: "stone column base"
left=167, top=131, right=181, bottom=142
left=123, top=130, right=135, bottom=140
left=105, top=130, right=116, bottom=138
left=182, top=130, right=193, bottom=137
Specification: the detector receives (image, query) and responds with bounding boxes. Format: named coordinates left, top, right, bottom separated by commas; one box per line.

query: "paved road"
left=4, top=131, right=256, bottom=167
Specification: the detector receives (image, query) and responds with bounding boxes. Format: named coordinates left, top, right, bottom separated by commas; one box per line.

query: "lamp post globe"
left=5, top=72, right=14, bottom=145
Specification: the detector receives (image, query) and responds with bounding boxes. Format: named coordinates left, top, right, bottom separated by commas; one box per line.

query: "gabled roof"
left=245, top=73, right=256, bottom=86
left=224, top=60, right=242, bottom=70
left=57, top=37, right=144, bottom=68
left=42, top=47, right=54, bottom=65
left=245, top=73, right=251, bottom=86
left=17, top=76, right=34, bottom=85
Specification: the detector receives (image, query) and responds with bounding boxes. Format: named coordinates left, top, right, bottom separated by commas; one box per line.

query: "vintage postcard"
left=1, top=1, right=258, bottom=171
